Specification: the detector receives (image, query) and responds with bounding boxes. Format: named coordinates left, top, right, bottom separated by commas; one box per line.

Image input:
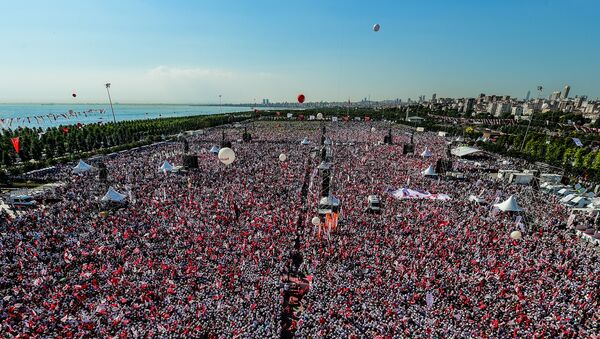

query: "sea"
left=0, top=104, right=286, bottom=130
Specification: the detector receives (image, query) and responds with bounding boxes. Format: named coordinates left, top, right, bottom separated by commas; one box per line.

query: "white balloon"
left=218, top=147, right=236, bottom=165
left=373, top=23, right=380, bottom=32
left=279, top=153, right=287, bottom=162
left=510, top=230, right=522, bottom=240
left=316, top=113, right=323, bottom=120
left=311, top=216, right=321, bottom=226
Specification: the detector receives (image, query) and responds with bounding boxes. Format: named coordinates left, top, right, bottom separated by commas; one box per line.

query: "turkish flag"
left=10, top=137, right=20, bottom=153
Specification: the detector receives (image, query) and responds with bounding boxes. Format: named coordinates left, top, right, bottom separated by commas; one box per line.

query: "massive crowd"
left=1, top=121, right=598, bottom=337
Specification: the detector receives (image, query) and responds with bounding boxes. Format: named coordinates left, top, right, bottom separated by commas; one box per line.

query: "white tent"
left=422, top=165, right=437, bottom=176
left=210, top=146, right=220, bottom=154
left=73, top=160, right=93, bottom=174
left=451, top=146, right=484, bottom=157
left=101, top=187, right=127, bottom=203
left=468, top=195, right=486, bottom=204
left=560, top=193, right=577, bottom=204
left=493, top=195, right=523, bottom=212
left=159, top=161, right=174, bottom=172
left=570, top=196, right=591, bottom=208
left=557, top=188, right=574, bottom=196
left=301, top=137, right=310, bottom=145
left=421, top=149, right=433, bottom=158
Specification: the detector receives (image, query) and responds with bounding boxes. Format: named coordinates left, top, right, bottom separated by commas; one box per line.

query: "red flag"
left=62, top=127, right=69, bottom=134
left=364, top=116, right=371, bottom=121
left=10, top=137, right=20, bottom=153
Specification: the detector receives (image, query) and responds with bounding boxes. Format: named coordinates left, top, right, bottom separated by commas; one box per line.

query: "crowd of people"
left=1, top=120, right=598, bottom=337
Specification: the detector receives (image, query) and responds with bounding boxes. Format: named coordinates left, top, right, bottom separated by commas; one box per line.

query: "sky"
left=0, top=0, right=599, bottom=104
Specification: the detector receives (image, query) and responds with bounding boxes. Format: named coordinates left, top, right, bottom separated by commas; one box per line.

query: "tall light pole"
left=219, top=94, right=222, bottom=114
left=105, top=83, right=116, bottom=123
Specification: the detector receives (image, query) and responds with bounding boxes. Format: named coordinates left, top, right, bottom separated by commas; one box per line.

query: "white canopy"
left=451, top=146, right=484, bottom=157
left=159, top=161, right=174, bottom=172
left=421, top=149, right=433, bottom=158
left=493, top=195, right=523, bottom=212
left=73, top=160, right=93, bottom=174
left=570, top=196, right=590, bottom=208
left=468, top=195, right=486, bottom=204
left=422, top=165, right=437, bottom=176
left=560, top=193, right=576, bottom=204
left=101, top=187, right=127, bottom=203
left=301, top=137, right=310, bottom=145
left=209, top=146, right=220, bottom=154
left=557, top=188, right=573, bottom=196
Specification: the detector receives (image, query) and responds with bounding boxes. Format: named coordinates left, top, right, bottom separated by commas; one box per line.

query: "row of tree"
left=1, top=112, right=253, bottom=173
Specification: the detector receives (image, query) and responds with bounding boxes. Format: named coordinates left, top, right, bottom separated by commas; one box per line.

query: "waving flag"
left=10, top=137, right=20, bottom=153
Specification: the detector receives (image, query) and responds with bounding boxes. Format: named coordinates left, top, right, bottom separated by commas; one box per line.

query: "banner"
left=386, top=187, right=451, bottom=200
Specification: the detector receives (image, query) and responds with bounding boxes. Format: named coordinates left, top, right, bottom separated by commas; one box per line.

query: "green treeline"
left=1, top=112, right=253, bottom=173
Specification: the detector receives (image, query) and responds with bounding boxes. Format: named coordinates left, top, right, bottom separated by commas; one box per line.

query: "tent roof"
left=421, top=149, right=433, bottom=157
left=319, top=196, right=340, bottom=206
left=468, top=195, right=485, bottom=203
left=571, top=196, right=589, bottom=204
left=209, top=146, right=220, bottom=153
left=422, top=165, right=437, bottom=176
left=493, top=195, right=523, bottom=212
left=101, top=186, right=127, bottom=202
left=73, top=159, right=93, bottom=173
left=451, top=146, right=484, bottom=157
left=301, top=137, right=310, bottom=145
left=160, top=161, right=174, bottom=172
left=560, top=193, right=576, bottom=203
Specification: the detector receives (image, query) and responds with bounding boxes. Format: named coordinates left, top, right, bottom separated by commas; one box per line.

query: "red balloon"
left=72, top=93, right=77, bottom=98
left=297, top=94, right=305, bottom=104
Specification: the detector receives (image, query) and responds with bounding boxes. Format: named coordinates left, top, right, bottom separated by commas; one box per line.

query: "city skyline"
left=1, top=0, right=599, bottom=104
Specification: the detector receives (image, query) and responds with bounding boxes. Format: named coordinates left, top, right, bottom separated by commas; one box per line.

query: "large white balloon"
left=218, top=147, right=236, bottom=165
left=311, top=216, right=321, bottom=226
left=279, top=153, right=287, bottom=162
left=373, top=23, right=381, bottom=32
left=316, top=112, right=323, bottom=120
left=510, top=230, right=522, bottom=240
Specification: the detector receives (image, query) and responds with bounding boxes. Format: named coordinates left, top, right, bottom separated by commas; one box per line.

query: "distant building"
left=512, top=106, right=523, bottom=116
left=494, top=102, right=511, bottom=117
left=525, top=90, right=531, bottom=101
left=550, top=91, right=561, bottom=101
left=562, top=85, right=571, bottom=99
left=464, top=98, right=475, bottom=113
left=432, top=93, right=437, bottom=102
left=487, top=102, right=498, bottom=114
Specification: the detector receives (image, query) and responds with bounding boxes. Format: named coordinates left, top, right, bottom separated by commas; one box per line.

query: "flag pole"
left=105, top=83, right=117, bottom=123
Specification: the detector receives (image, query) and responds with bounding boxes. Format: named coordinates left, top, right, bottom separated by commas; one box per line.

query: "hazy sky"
left=1, top=0, right=599, bottom=103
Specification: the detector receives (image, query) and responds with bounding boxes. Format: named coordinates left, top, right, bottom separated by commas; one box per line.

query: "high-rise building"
left=432, top=93, right=437, bottom=102
left=562, top=85, right=571, bottom=99
left=550, top=91, right=561, bottom=101
left=525, top=90, right=531, bottom=101
left=464, top=98, right=475, bottom=113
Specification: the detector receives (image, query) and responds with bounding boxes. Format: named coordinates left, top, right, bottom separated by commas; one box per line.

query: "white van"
left=367, top=195, right=382, bottom=212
